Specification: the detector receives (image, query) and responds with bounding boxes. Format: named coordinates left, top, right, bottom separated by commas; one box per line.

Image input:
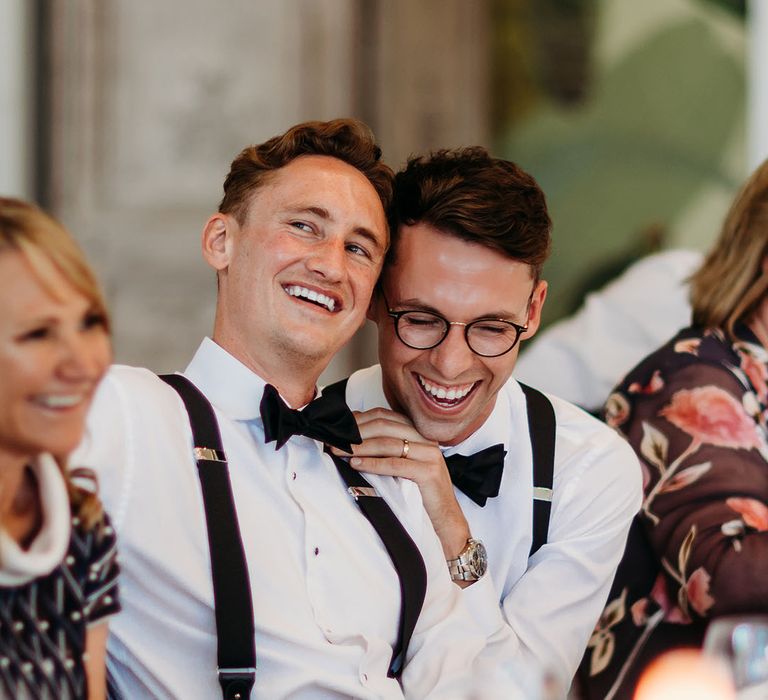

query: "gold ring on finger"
left=400, top=439, right=410, bottom=459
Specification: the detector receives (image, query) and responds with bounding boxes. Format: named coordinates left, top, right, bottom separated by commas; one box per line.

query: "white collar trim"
left=0, top=453, right=72, bottom=587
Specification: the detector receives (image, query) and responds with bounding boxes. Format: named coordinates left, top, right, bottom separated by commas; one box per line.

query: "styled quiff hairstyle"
left=0, top=197, right=110, bottom=532
left=690, top=158, right=768, bottom=338
left=388, top=147, right=552, bottom=281
left=219, top=118, right=394, bottom=224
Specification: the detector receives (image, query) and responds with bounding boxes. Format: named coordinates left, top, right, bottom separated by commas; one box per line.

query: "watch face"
left=468, top=540, right=488, bottom=578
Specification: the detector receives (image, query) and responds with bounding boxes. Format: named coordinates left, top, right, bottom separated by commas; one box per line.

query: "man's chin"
left=410, top=413, right=467, bottom=447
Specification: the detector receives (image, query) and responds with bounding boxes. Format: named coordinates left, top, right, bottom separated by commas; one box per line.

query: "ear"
left=201, top=213, right=236, bottom=271
left=521, top=279, right=548, bottom=340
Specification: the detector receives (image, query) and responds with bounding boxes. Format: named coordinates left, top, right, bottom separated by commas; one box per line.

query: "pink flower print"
left=740, top=352, right=768, bottom=404
left=726, top=497, right=768, bottom=531
left=674, top=338, right=701, bottom=355
left=660, top=386, right=763, bottom=450
left=605, top=392, right=630, bottom=428
left=650, top=574, right=687, bottom=624
left=685, top=567, right=715, bottom=617
left=631, top=598, right=649, bottom=626
left=628, top=370, right=664, bottom=395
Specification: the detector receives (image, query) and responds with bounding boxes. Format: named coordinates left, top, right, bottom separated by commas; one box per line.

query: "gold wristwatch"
left=447, top=538, right=488, bottom=582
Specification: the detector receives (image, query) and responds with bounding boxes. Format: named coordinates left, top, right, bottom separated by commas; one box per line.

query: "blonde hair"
left=0, top=197, right=110, bottom=530
left=690, top=159, right=768, bottom=338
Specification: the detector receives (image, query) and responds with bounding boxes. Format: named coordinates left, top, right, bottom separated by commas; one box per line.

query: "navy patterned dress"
left=0, top=507, right=120, bottom=699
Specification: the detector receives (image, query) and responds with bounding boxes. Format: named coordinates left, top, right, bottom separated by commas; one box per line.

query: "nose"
left=58, top=331, right=109, bottom=382
left=427, top=324, right=476, bottom=380
left=307, top=236, right=346, bottom=283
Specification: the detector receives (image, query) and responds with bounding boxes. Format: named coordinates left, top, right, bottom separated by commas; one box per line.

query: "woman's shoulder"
left=616, top=326, right=742, bottom=393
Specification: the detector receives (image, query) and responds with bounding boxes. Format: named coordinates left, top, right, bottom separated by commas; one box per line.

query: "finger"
left=347, top=455, right=424, bottom=480
left=355, top=420, right=434, bottom=446
left=353, top=407, right=413, bottom=429
left=341, top=436, right=442, bottom=465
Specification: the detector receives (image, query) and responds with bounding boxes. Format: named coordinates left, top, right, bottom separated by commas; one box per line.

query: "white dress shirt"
left=73, top=338, right=516, bottom=699
left=345, top=365, right=643, bottom=694
left=515, top=249, right=701, bottom=411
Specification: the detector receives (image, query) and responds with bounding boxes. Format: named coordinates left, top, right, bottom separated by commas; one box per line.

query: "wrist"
left=446, top=537, right=488, bottom=585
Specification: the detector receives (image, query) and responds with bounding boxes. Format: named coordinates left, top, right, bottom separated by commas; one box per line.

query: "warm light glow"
left=634, top=649, right=736, bottom=700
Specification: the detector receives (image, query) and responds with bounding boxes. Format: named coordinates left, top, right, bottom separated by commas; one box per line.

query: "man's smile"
left=283, top=284, right=340, bottom=312
left=416, top=373, right=478, bottom=408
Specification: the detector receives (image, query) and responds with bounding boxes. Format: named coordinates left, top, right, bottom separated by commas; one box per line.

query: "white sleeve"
left=497, top=430, right=642, bottom=693
left=399, top=493, right=526, bottom=699
left=70, top=366, right=134, bottom=529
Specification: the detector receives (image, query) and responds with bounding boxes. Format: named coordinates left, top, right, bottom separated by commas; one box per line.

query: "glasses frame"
left=382, top=292, right=529, bottom=358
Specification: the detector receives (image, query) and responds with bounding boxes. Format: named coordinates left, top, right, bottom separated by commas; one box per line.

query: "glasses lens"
left=396, top=311, right=448, bottom=349
left=467, top=320, right=521, bottom=356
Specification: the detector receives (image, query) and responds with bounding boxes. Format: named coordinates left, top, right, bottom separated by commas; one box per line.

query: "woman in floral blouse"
left=579, top=159, right=768, bottom=700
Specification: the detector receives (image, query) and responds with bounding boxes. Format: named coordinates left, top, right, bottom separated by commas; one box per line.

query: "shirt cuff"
left=461, top=572, right=506, bottom=637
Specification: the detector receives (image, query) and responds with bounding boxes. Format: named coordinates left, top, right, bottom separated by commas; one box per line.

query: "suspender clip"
left=195, top=446, right=227, bottom=462
left=348, top=486, right=380, bottom=500
left=218, top=667, right=256, bottom=700
left=532, top=486, right=553, bottom=502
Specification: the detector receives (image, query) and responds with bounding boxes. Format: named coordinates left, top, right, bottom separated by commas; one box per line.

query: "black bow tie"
left=260, top=384, right=362, bottom=453
left=444, top=444, right=507, bottom=507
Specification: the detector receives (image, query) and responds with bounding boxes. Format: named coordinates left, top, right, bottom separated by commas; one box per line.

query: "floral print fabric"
left=578, top=324, right=768, bottom=700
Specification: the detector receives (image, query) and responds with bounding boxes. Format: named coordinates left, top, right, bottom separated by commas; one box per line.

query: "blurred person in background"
left=514, top=249, right=702, bottom=414
left=331, top=148, right=642, bottom=697
left=579, top=158, right=768, bottom=700
left=0, top=198, right=119, bottom=699
left=73, top=121, right=520, bottom=699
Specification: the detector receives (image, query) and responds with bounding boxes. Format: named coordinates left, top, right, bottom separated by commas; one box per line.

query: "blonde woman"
left=0, top=198, right=118, bottom=699
left=580, top=159, right=768, bottom=699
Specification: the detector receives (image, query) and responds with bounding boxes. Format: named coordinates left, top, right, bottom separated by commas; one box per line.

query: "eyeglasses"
left=383, top=292, right=529, bottom=358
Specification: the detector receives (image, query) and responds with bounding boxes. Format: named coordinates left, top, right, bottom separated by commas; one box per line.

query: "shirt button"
left=291, top=472, right=297, bottom=480
left=360, top=672, right=368, bottom=684
left=313, top=547, right=319, bottom=556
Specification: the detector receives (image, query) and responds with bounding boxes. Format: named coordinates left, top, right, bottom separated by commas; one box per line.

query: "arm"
left=333, top=407, right=472, bottom=571
left=491, top=423, right=642, bottom=691
left=385, top=482, right=524, bottom=698
left=617, top=360, right=768, bottom=618
left=85, top=623, right=109, bottom=700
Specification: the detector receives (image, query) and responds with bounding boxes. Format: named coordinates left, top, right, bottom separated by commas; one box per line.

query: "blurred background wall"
left=1, top=0, right=765, bottom=381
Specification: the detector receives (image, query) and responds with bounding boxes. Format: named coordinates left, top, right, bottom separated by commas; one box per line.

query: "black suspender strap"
left=519, top=382, right=556, bottom=559
left=322, top=380, right=427, bottom=678
left=160, top=374, right=256, bottom=700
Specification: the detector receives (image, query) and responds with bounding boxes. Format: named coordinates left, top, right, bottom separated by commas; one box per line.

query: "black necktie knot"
left=444, top=443, right=507, bottom=507
left=259, top=384, right=361, bottom=453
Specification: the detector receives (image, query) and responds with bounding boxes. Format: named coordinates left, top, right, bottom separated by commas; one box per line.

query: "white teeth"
left=418, top=376, right=474, bottom=402
left=285, top=285, right=336, bottom=312
left=36, top=394, right=83, bottom=408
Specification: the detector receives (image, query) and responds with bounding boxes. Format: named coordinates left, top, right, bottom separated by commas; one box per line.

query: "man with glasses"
left=331, top=147, right=642, bottom=695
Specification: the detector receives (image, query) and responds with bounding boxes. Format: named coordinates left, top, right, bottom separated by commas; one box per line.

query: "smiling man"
left=73, top=122, right=510, bottom=699
left=336, top=147, right=643, bottom=695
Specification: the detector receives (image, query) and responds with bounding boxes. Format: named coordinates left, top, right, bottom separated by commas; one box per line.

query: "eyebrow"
left=287, top=205, right=385, bottom=252
left=392, top=298, right=526, bottom=322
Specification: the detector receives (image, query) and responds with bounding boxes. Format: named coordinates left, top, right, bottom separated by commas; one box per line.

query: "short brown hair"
left=690, top=158, right=768, bottom=338
left=388, top=147, right=552, bottom=280
left=219, top=119, right=394, bottom=224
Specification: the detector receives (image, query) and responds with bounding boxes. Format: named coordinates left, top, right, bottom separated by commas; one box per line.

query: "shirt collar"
left=183, top=337, right=272, bottom=421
